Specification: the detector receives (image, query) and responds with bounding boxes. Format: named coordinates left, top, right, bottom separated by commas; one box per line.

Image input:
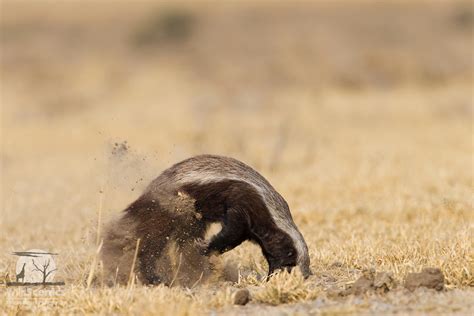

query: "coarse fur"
left=101, top=154, right=311, bottom=285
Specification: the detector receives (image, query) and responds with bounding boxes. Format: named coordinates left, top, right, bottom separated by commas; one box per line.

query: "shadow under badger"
left=101, top=155, right=311, bottom=285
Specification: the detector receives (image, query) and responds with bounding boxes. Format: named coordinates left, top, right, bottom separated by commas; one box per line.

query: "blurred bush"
left=132, top=9, right=196, bottom=47
left=452, top=4, right=474, bottom=30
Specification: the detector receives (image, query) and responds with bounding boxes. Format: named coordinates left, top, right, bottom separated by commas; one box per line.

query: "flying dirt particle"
left=221, top=260, right=240, bottom=283
left=337, top=269, right=397, bottom=296
left=404, top=268, right=445, bottom=291
left=233, top=288, right=250, bottom=305
left=111, top=141, right=129, bottom=157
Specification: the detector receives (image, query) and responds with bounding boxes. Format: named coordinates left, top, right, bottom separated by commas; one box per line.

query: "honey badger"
left=101, top=154, right=311, bottom=285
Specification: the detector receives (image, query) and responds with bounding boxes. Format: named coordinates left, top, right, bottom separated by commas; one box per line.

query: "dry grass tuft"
left=253, top=269, right=321, bottom=305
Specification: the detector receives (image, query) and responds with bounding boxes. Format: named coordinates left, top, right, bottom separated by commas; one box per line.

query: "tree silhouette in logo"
left=31, top=258, right=57, bottom=284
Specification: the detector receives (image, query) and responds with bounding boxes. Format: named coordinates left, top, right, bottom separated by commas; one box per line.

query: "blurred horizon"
left=1, top=0, right=472, bottom=203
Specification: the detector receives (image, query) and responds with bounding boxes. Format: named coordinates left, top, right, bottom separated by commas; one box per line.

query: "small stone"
left=331, top=261, right=344, bottom=268
left=321, top=273, right=337, bottom=282
left=233, top=288, right=250, bottom=305
left=404, top=267, right=445, bottom=291
left=326, top=285, right=344, bottom=298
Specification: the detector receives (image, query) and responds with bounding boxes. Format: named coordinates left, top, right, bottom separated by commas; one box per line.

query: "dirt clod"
left=373, top=272, right=396, bottom=293
left=233, top=288, right=251, bottom=305
left=340, top=269, right=396, bottom=296
left=349, top=270, right=375, bottom=295
left=404, top=268, right=445, bottom=291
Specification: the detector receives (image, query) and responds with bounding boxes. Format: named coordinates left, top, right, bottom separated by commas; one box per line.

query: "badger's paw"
left=143, top=274, right=168, bottom=286
left=194, top=238, right=211, bottom=256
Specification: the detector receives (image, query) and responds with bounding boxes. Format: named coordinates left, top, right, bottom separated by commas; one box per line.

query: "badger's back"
left=150, top=155, right=285, bottom=205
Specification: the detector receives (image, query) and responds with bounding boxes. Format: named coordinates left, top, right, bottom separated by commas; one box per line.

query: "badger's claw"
left=194, top=238, right=210, bottom=256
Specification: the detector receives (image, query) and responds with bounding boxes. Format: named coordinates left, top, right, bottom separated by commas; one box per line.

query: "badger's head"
left=264, top=227, right=312, bottom=278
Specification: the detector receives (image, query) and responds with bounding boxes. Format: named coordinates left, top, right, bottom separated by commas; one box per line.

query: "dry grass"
left=1, top=0, right=473, bottom=314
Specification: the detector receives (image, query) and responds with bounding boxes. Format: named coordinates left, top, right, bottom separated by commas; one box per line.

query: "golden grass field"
left=1, top=1, right=473, bottom=314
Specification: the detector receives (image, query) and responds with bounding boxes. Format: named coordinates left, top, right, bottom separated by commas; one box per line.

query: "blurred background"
left=1, top=1, right=472, bottom=256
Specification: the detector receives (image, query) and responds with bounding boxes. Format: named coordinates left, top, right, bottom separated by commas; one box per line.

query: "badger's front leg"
left=196, top=208, right=248, bottom=255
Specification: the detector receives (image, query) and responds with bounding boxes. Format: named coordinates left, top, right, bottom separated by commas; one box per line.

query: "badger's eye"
left=288, top=251, right=293, bottom=257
